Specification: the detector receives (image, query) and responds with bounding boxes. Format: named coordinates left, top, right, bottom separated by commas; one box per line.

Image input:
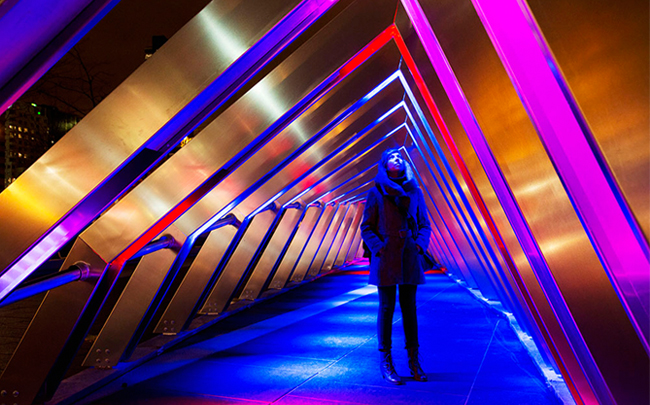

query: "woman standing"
left=360, top=148, right=432, bottom=385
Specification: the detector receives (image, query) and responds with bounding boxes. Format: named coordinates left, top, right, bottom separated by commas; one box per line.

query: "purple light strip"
left=0, top=0, right=341, bottom=304
left=471, top=0, right=648, bottom=352
left=399, top=1, right=605, bottom=402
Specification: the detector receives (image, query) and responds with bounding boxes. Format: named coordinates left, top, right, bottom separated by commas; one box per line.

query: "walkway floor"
left=77, top=269, right=562, bottom=405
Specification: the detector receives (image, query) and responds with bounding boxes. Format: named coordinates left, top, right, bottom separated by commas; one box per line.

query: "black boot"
left=379, top=351, right=403, bottom=385
left=407, top=347, right=427, bottom=382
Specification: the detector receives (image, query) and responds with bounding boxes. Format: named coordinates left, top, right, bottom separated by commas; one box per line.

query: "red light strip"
left=113, top=27, right=398, bottom=266
left=388, top=23, right=581, bottom=400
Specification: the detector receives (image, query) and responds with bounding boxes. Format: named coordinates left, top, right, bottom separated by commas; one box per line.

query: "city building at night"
left=0, top=1, right=646, bottom=404
left=1, top=102, right=78, bottom=188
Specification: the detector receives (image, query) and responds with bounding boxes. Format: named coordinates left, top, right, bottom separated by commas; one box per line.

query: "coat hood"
left=375, top=148, right=418, bottom=197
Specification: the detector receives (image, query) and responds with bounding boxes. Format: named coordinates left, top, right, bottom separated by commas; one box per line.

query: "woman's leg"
left=377, top=285, right=397, bottom=351
left=398, top=284, right=418, bottom=349
left=399, top=284, right=427, bottom=381
left=377, top=285, right=402, bottom=384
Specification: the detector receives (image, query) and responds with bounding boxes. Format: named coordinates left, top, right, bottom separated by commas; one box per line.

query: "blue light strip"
left=397, top=72, right=500, bottom=278
left=287, top=120, right=406, bottom=206
left=402, top=118, right=491, bottom=282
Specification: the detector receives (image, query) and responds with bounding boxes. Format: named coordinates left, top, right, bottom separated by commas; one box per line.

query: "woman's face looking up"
left=386, top=153, right=403, bottom=174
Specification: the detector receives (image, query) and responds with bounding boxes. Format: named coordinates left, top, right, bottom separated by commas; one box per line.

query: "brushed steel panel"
left=189, top=45, right=403, bottom=226
left=0, top=0, right=307, bottom=297
left=80, top=0, right=398, bottom=262
left=337, top=202, right=365, bottom=266
left=199, top=209, right=277, bottom=314
left=347, top=223, right=363, bottom=262
left=291, top=204, right=342, bottom=282
left=308, top=203, right=347, bottom=275
left=312, top=165, right=377, bottom=206
left=320, top=203, right=353, bottom=272
left=416, top=0, right=648, bottom=401
left=527, top=0, right=649, bottom=238
left=269, top=205, right=322, bottom=289
left=83, top=227, right=185, bottom=367
left=477, top=0, right=649, bottom=374
left=396, top=1, right=557, bottom=371
left=276, top=110, right=408, bottom=207
left=0, top=238, right=107, bottom=405
left=239, top=206, right=303, bottom=300
left=153, top=223, right=237, bottom=334
left=405, top=136, right=483, bottom=289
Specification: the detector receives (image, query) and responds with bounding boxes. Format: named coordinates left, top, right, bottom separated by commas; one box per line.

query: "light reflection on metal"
left=0, top=261, right=94, bottom=308
left=0, top=0, right=335, bottom=305
left=130, top=235, right=178, bottom=260
left=471, top=0, right=649, bottom=353
left=398, top=2, right=639, bottom=402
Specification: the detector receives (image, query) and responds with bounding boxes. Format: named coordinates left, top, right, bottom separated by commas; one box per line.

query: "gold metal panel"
left=321, top=203, right=352, bottom=272
left=239, top=207, right=303, bottom=300
left=396, top=2, right=546, bottom=355
left=82, top=226, right=185, bottom=367
left=269, top=205, right=322, bottom=289
left=153, top=223, right=237, bottom=334
left=192, top=45, right=403, bottom=225
left=337, top=202, right=365, bottom=266
left=290, top=204, right=338, bottom=282
left=304, top=204, right=339, bottom=277
left=397, top=4, right=577, bottom=388
left=0, top=0, right=301, bottom=288
left=314, top=167, right=377, bottom=206
left=275, top=111, right=407, bottom=207
left=405, top=139, right=488, bottom=292
left=527, top=0, right=649, bottom=237
left=417, top=0, right=648, bottom=400
left=0, top=239, right=107, bottom=405
left=347, top=216, right=364, bottom=263
left=199, top=209, right=278, bottom=314
left=79, top=0, right=398, bottom=261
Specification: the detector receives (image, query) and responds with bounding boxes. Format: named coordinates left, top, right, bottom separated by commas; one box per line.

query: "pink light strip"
left=471, top=0, right=649, bottom=353
left=398, top=1, right=598, bottom=403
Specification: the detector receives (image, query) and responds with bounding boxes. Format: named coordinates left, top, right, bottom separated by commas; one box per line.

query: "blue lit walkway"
left=77, top=269, right=562, bottom=405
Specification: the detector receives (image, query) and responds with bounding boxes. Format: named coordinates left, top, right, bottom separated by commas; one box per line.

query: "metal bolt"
left=0, top=390, right=6, bottom=396
left=105, top=349, right=110, bottom=354
left=105, top=358, right=110, bottom=362
left=11, top=391, right=18, bottom=397
left=163, top=327, right=168, bottom=332
left=96, top=358, right=101, bottom=363
left=96, top=349, right=102, bottom=354
left=170, top=320, right=175, bottom=325
left=163, top=320, right=168, bottom=325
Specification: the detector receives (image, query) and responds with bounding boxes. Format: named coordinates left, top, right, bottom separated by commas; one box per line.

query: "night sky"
left=26, top=0, right=211, bottom=115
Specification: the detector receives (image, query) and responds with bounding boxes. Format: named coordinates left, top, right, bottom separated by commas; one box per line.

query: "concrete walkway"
left=75, top=270, right=563, bottom=405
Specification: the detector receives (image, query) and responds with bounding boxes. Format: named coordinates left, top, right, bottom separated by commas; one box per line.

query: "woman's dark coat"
left=360, top=158, right=432, bottom=286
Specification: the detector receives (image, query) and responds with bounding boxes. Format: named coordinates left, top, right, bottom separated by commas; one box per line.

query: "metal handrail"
left=0, top=261, right=96, bottom=308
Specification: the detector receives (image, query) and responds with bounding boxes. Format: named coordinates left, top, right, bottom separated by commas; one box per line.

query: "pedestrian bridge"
left=0, top=1, right=647, bottom=404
